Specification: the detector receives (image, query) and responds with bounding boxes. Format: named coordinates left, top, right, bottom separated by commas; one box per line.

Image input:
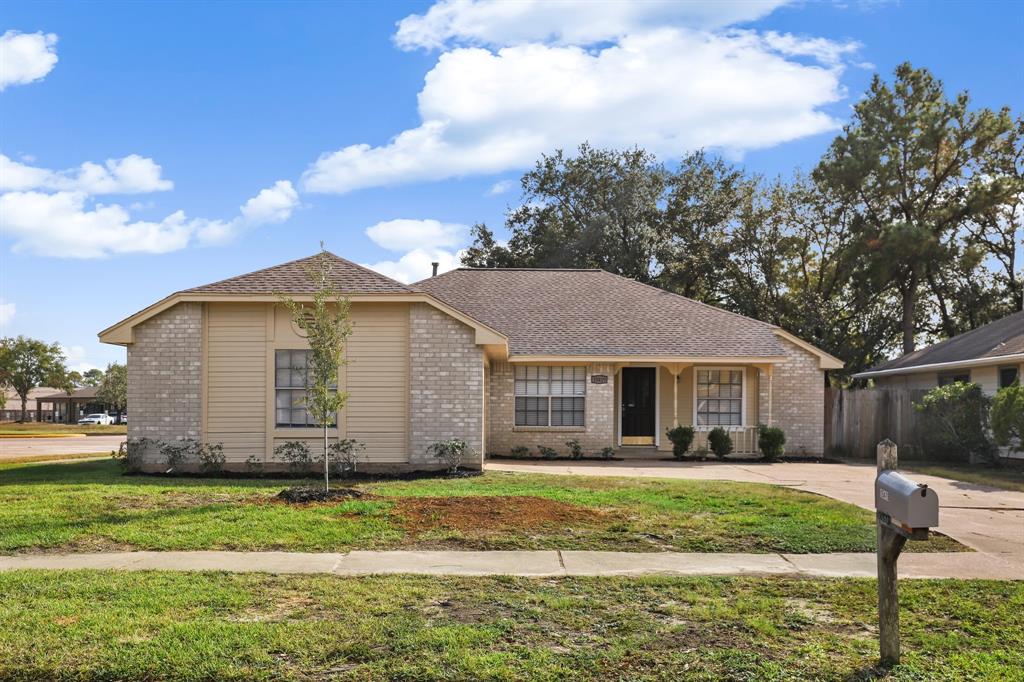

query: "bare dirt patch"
left=393, top=495, right=610, bottom=536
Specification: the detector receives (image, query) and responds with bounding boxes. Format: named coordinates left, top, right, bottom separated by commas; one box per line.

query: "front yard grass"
left=0, top=570, right=1019, bottom=681
left=0, top=459, right=963, bottom=554
left=0, top=422, right=126, bottom=436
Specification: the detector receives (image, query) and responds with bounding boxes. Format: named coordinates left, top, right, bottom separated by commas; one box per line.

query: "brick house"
left=99, top=252, right=842, bottom=472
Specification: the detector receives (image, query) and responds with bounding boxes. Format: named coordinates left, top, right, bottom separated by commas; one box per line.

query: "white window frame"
left=513, top=365, right=586, bottom=428
left=692, top=366, right=746, bottom=430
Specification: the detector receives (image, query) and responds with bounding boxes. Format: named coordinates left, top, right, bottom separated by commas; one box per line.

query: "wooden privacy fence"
left=824, top=387, right=930, bottom=459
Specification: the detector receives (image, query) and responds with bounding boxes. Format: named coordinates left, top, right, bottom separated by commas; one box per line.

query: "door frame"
left=617, top=365, right=660, bottom=447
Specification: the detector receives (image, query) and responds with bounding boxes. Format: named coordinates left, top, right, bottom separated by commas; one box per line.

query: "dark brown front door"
left=621, top=367, right=656, bottom=445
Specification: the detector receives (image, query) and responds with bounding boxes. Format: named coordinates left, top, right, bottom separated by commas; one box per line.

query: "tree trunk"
left=901, top=270, right=918, bottom=354
left=19, top=395, right=27, bottom=423
left=323, top=424, right=329, bottom=492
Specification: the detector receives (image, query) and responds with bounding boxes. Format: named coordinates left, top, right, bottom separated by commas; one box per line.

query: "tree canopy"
left=464, top=64, right=1022, bottom=380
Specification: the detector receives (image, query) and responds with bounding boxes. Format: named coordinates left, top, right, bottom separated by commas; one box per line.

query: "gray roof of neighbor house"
left=855, top=309, right=1024, bottom=377
left=414, top=268, right=791, bottom=358
left=36, top=386, right=101, bottom=401
left=183, top=252, right=412, bottom=295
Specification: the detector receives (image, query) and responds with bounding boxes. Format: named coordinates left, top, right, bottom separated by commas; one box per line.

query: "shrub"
left=275, top=440, right=313, bottom=476
left=665, top=425, right=695, bottom=460
left=112, top=437, right=155, bottom=473
left=707, top=427, right=733, bottom=459
left=566, top=439, right=583, bottom=460
left=197, top=442, right=226, bottom=475
left=510, top=445, right=531, bottom=459
left=245, top=454, right=265, bottom=477
left=427, top=438, right=472, bottom=473
left=991, top=383, right=1024, bottom=452
left=328, top=438, right=365, bottom=478
left=757, top=424, right=785, bottom=462
left=915, top=382, right=997, bottom=464
left=160, top=438, right=198, bottom=472
left=600, top=446, right=615, bottom=460
left=537, top=445, right=558, bottom=460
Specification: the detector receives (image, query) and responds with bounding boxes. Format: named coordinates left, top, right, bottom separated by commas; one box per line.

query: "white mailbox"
left=875, top=470, right=939, bottom=531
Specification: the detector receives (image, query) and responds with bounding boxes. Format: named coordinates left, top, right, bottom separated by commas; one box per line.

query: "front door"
left=621, top=367, right=656, bottom=445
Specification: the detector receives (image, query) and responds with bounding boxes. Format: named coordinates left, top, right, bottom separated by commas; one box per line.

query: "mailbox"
left=875, top=470, right=939, bottom=531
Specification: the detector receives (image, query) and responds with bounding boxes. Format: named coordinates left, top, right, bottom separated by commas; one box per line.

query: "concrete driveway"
left=488, top=460, right=1024, bottom=558
left=0, top=435, right=125, bottom=461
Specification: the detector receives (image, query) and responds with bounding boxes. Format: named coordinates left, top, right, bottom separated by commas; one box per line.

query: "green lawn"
left=0, top=422, right=126, bottom=436
left=906, top=463, right=1024, bottom=493
left=0, top=459, right=963, bottom=554
left=0, top=571, right=1019, bottom=681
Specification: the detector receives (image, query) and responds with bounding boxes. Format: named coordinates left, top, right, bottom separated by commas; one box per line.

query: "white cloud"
left=60, top=344, right=101, bottom=374
left=196, top=180, right=299, bottom=245
left=365, top=218, right=467, bottom=252
left=488, top=179, right=515, bottom=195
left=0, top=299, right=15, bottom=327
left=303, top=28, right=852, bottom=194
left=0, top=179, right=296, bottom=257
left=0, top=191, right=196, bottom=258
left=395, top=0, right=791, bottom=50
left=239, top=180, right=299, bottom=224
left=0, top=30, right=58, bottom=91
left=0, top=154, right=173, bottom=194
left=363, top=247, right=462, bottom=284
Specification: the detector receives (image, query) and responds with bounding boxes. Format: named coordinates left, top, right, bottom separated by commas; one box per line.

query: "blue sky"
left=1, top=0, right=1022, bottom=372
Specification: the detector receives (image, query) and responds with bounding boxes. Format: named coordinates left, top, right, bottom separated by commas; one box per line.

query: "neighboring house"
left=853, top=310, right=1024, bottom=394
left=34, top=386, right=116, bottom=424
left=1, top=386, right=57, bottom=422
left=99, top=253, right=842, bottom=472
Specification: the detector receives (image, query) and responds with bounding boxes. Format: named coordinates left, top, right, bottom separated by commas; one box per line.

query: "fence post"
left=876, top=438, right=904, bottom=666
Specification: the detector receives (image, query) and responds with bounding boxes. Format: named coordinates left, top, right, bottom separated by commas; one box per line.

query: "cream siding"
left=206, top=303, right=267, bottom=462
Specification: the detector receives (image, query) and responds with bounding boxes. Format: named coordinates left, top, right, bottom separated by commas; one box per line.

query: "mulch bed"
left=276, top=486, right=365, bottom=504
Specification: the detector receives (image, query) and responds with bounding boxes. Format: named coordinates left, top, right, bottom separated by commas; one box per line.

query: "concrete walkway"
left=0, top=435, right=125, bottom=461
left=488, top=460, right=1024, bottom=557
left=1, top=549, right=1021, bottom=580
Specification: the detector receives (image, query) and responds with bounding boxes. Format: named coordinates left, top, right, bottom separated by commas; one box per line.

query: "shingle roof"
left=414, top=268, right=789, bottom=357
left=862, top=309, right=1024, bottom=374
left=183, top=252, right=412, bottom=295
left=36, top=386, right=100, bottom=400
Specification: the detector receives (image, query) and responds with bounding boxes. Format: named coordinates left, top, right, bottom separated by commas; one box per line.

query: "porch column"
left=664, top=364, right=691, bottom=428
left=755, top=363, right=774, bottom=427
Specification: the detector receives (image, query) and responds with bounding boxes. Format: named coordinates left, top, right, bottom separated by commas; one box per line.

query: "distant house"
left=99, top=252, right=842, bottom=472
left=1, top=386, right=57, bottom=422
left=854, top=310, right=1024, bottom=394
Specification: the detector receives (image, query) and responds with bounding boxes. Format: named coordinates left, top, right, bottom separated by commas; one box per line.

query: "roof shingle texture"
left=866, top=309, right=1024, bottom=373
left=183, top=252, right=411, bottom=295
left=414, top=268, right=788, bottom=357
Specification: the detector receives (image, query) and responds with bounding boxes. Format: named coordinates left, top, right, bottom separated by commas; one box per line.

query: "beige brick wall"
left=488, top=362, right=616, bottom=457
left=761, top=337, right=825, bottom=455
left=127, top=302, right=202, bottom=464
left=408, top=303, right=485, bottom=469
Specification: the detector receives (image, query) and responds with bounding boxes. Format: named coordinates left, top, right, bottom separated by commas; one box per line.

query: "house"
left=98, top=252, right=842, bottom=472
left=853, top=310, right=1024, bottom=394
left=2, top=386, right=58, bottom=422
left=34, top=386, right=118, bottom=424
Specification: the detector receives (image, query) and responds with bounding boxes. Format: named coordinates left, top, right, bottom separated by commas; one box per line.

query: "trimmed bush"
left=328, top=438, right=365, bottom=478
left=112, top=437, right=155, bottom=473
left=538, top=445, right=558, bottom=460
left=600, top=446, right=615, bottom=460
left=566, top=439, right=583, bottom=460
left=757, top=425, right=785, bottom=462
left=915, top=382, right=996, bottom=464
left=197, top=442, right=226, bottom=475
left=160, top=438, right=197, bottom=472
left=275, top=440, right=314, bottom=476
left=991, top=383, right=1024, bottom=452
left=427, top=438, right=472, bottom=473
left=707, top=427, right=733, bottom=459
left=665, top=425, right=695, bottom=460
left=510, top=445, right=531, bottom=459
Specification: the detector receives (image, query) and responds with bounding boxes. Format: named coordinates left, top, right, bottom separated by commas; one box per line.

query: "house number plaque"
left=590, top=375, right=608, bottom=384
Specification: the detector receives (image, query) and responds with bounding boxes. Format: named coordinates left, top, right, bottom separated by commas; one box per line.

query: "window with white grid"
left=695, top=369, right=743, bottom=427
left=514, top=366, right=585, bottom=427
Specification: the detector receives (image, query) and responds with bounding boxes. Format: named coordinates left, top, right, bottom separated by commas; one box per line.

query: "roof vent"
left=431, top=262, right=439, bottom=277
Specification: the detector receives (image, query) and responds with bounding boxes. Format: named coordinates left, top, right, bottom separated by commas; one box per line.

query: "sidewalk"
left=1, top=550, right=1021, bottom=580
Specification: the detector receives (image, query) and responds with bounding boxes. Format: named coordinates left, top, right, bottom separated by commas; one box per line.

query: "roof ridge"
left=882, top=308, right=1024, bottom=365
left=183, top=251, right=412, bottom=294
left=594, top=269, right=782, bottom=331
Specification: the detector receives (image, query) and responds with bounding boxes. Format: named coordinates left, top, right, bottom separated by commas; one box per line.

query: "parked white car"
left=78, top=413, right=113, bottom=425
